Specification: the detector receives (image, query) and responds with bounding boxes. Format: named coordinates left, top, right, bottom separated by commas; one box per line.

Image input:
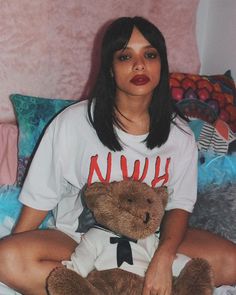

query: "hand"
left=142, top=254, right=173, bottom=295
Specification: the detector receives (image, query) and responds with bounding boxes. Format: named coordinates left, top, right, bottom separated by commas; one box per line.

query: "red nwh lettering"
left=120, top=155, right=149, bottom=181
left=151, top=156, right=170, bottom=187
left=87, top=153, right=170, bottom=186
left=87, top=153, right=112, bottom=185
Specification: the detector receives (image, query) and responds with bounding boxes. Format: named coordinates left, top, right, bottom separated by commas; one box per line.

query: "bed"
left=0, top=0, right=235, bottom=294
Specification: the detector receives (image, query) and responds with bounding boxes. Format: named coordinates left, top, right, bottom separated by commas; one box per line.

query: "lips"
left=130, top=75, right=150, bottom=85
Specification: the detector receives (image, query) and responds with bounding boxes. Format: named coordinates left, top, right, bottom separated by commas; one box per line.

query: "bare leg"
left=178, top=228, right=236, bottom=286
left=0, top=229, right=77, bottom=295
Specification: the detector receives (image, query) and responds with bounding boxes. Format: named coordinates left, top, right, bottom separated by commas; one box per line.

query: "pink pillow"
left=0, top=123, right=18, bottom=185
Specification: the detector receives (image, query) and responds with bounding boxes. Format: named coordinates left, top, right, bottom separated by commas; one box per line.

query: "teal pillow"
left=0, top=185, right=54, bottom=238
left=10, top=94, right=76, bottom=185
left=188, top=119, right=205, bottom=141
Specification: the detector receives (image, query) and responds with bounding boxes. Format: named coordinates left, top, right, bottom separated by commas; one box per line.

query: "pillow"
left=189, top=183, right=236, bottom=244
left=191, top=118, right=236, bottom=155
left=170, top=70, right=236, bottom=132
left=10, top=94, right=76, bottom=185
left=188, top=119, right=236, bottom=244
left=197, top=152, right=236, bottom=192
left=188, top=119, right=236, bottom=191
left=0, top=185, right=54, bottom=238
left=177, top=99, right=218, bottom=124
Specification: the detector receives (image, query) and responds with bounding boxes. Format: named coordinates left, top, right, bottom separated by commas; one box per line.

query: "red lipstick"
left=130, top=75, right=150, bottom=85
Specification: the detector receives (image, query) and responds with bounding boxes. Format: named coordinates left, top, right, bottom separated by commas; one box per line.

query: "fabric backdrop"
left=0, top=0, right=200, bottom=122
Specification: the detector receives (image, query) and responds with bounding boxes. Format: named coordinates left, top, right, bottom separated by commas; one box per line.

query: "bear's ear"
left=154, top=186, right=168, bottom=209
left=84, top=182, right=110, bottom=209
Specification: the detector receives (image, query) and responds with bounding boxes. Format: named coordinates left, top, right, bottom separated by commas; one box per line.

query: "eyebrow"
left=120, top=44, right=156, bottom=52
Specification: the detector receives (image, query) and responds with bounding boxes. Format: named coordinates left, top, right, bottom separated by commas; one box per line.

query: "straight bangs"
left=134, top=19, right=167, bottom=66
left=101, top=18, right=135, bottom=67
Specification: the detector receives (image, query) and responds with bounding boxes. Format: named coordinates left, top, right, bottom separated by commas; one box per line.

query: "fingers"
left=142, top=283, right=171, bottom=295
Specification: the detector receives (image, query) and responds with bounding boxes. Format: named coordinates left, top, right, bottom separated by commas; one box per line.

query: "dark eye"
left=145, top=51, right=158, bottom=59
left=118, top=54, right=131, bottom=61
left=127, top=198, right=133, bottom=203
left=147, top=199, right=152, bottom=204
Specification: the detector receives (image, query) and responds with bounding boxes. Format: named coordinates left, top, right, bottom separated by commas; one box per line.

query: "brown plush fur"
left=46, top=180, right=214, bottom=295
left=84, top=180, right=168, bottom=240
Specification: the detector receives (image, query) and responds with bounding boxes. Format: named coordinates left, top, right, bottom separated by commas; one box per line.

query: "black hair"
left=88, top=16, right=183, bottom=151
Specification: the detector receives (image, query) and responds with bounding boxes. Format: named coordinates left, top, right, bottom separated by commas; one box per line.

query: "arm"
left=12, top=205, right=48, bottom=234
left=14, top=119, right=63, bottom=234
left=157, top=209, right=189, bottom=260
left=142, top=209, right=189, bottom=295
left=142, top=122, right=197, bottom=295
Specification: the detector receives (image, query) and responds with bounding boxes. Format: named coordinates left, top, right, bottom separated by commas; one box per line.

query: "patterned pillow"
left=170, top=71, right=236, bottom=132
left=177, top=99, right=218, bottom=124
left=194, top=118, right=236, bottom=155
left=188, top=118, right=236, bottom=191
left=10, top=94, right=76, bottom=185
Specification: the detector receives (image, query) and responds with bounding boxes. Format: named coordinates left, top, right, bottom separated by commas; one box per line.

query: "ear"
left=154, top=186, right=168, bottom=209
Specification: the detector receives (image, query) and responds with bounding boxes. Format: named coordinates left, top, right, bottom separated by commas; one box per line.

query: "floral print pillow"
left=10, top=94, right=76, bottom=185
left=170, top=70, right=236, bottom=132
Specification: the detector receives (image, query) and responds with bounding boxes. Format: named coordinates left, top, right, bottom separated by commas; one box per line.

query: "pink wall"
left=0, top=0, right=199, bottom=122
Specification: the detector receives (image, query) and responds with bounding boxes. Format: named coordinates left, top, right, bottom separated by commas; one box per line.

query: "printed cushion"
left=177, top=99, right=218, bottom=124
left=197, top=118, right=236, bottom=155
left=188, top=118, right=236, bottom=191
left=170, top=71, right=236, bottom=132
left=10, top=94, right=76, bottom=185
left=189, top=120, right=236, bottom=245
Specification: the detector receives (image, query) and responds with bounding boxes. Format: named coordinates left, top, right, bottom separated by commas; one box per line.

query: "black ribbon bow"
left=110, top=236, right=137, bottom=267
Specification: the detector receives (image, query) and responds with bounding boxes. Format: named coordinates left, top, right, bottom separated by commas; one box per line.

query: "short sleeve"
left=19, top=116, right=64, bottom=210
left=166, top=126, right=198, bottom=212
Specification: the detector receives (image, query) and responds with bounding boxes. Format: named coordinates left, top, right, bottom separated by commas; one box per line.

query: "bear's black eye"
left=147, top=199, right=152, bottom=204
left=127, top=198, right=133, bottom=203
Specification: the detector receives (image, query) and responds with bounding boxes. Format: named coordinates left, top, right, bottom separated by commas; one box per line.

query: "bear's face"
left=84, top=180, right=168, bottom=240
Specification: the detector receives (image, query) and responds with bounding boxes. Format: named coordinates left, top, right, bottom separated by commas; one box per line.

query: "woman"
left=0, top=16, right=235, bottom=295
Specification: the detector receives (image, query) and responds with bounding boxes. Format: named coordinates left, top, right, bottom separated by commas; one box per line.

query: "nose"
left=143, top=212, right=150, bottom=224
left=133, top=57, right=145, bottom=71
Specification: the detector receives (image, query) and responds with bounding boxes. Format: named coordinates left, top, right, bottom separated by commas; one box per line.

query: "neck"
left=115, top=94, right=151, bottom=135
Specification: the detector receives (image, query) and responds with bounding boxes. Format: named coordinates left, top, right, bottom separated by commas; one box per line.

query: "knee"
left=212, top=244, right=236, bottom=285
left=0, top=236, right=24, bottom=274
left=222, top=246, right=236, bottom=275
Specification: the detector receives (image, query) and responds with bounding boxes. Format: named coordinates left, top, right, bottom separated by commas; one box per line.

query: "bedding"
left=10, top=94, right=76, bottom=185
left=0, top=72, right=235, bottom=294
left=0, top=1, right=234, bottom=293
left=0, top=185, right=54, bottom=295
left=188, top=118, right=236, bottom=243
left=170, top=70, right=236, bottom=131
left=0, top=185, right=54, bottom=239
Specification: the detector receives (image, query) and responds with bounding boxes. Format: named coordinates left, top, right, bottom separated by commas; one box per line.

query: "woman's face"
left=112, top=27, right=161, bottom=100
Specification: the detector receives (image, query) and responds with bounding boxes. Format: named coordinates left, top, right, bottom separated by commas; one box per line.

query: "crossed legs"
left=178, top=228, right=236, bottom=286
left=0, top=228, right=235, bottom=295
left=0, top=229, right=77, bottom=295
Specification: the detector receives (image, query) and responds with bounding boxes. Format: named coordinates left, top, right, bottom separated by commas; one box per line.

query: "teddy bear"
left=46, top=180, right=214, bottom=295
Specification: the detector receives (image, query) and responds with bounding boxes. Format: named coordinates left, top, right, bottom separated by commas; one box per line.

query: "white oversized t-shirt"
left=19, top=100, right=198, bottom=243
